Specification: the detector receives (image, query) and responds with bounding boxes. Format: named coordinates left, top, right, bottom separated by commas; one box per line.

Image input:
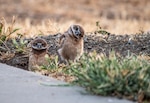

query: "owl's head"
left=67, top=25, right=84, bottom=39
left=31, top=37, right=47, bottom=51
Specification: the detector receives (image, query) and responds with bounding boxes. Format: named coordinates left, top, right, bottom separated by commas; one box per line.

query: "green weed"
left=40, top=55, right=59, bottom=72
left=0, top=17, right=20, bottom=52
left=95, top=21, right=110, bottom=35
left=68, top=52, right=150, bottom=102
left=12, top=38, right=28, bottom=53
left=0, top=17, right=19, bottom=43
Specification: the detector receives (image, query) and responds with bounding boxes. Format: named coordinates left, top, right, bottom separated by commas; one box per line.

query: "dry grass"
left=2, top=18, right=150, bottom=40
left=0, top=0, right=150, bottom=36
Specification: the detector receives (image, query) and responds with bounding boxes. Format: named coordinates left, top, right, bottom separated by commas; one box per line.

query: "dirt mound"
left=0, top=33, right=150, bottom=70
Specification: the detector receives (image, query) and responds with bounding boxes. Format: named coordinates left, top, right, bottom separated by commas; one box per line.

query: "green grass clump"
left=0, top=17, right=19, bottom=44
left=40, top=55, right=59, bottom=72
left=12, top=38, right=28, bottom=53
left=0, top=17, right=20, bottom=52
left=68, top=52, right=150, bottom=102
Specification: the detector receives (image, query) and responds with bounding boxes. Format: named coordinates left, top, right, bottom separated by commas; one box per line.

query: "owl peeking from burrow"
left=28, top=37, right=49, bottom=71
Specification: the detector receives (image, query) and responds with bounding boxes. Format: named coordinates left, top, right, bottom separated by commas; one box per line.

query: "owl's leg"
left=57, top=49, right=67, bottom=65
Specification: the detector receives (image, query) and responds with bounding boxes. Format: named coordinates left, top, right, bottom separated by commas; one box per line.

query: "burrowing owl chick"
left=28, top=37, right=49, bottom=71
left=57, top=25, right=85, bottom=64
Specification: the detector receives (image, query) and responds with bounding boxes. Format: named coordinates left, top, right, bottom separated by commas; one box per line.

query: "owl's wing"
left=59, top=33, right=67, bottom=45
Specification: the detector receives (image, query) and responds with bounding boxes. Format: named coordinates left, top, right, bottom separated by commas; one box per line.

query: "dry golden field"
left=0, top=0, right=150, bottom=37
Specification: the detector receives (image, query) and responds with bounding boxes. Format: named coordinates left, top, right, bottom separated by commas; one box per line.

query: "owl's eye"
left=42, top=43, right=45, bottom=46
left=74, top=26, right=78, bottom=31
left=33, top=42, right=37, bottom=46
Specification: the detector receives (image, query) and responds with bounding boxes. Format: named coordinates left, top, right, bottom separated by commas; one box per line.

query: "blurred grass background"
left=0, top=0, right=150, bottom=36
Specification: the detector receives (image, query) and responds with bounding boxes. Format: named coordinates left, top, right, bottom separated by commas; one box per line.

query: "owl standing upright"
left=57, top=25, right=85, bottom=64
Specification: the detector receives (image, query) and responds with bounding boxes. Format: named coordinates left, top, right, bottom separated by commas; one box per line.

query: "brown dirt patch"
left=0, top=33, right=150, bottom=70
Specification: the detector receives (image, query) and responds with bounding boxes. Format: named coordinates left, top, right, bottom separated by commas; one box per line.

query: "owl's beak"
left=37, top=43, right=42, bottom=48
left=75, top=30, right=81, bottom=36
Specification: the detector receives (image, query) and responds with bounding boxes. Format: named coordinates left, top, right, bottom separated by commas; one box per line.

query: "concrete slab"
left=0, top=63, right=135, bottom=103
